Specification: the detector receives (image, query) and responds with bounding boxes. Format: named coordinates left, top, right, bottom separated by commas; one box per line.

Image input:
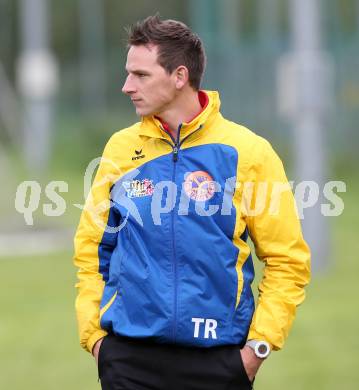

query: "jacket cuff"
left=87, top=329, right=108, bottom=354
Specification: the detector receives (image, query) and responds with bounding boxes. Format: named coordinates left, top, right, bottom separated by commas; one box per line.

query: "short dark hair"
left=126, top=15, right=206, bottom=90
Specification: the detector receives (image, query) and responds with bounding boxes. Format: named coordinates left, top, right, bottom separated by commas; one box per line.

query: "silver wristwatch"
left=245, top=339, right=271, bottom=359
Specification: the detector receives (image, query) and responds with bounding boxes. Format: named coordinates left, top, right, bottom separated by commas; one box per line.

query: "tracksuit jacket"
left=74, top=90, right=310, bottom=354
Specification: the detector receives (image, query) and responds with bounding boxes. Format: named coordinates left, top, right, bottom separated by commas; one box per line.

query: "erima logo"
left=132, top=148, right=145, bottom=160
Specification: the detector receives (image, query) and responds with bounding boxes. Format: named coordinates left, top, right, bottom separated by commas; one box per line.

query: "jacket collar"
left=139, top=90, right=221, bottom=140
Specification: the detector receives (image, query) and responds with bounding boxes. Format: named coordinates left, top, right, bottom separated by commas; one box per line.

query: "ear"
left=174, top=66, right=189, bottom=89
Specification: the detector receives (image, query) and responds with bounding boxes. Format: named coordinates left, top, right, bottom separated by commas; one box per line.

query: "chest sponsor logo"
left=123, top=179, right=154, bottom=198
left=184, top=171, right=216, bottom=201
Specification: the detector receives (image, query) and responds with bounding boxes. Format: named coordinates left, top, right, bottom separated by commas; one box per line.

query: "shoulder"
left=106, top=122, right=141, bottom=146
left=102, top=122, right=142, bottom=156
left=215, top=115, right=275, bottom=162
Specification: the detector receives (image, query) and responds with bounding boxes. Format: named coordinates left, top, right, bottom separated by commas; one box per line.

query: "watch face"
left=257, top=343, right=268, bottom=354
left=254, top=341, right=270, bottom=358
left=246, top=340, right=271, bottom=358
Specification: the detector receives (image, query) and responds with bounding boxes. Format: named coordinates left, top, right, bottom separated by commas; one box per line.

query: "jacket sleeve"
left=245, top=139, right=311, bottom=350
left=73, top=139, right=120, bottom=353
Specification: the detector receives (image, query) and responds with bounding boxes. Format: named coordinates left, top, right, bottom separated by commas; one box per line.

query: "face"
left=122, top=44, right=183, bottom=117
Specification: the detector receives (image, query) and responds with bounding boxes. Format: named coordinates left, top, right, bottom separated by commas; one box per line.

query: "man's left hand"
left=240, top=345, right=265, bottom=382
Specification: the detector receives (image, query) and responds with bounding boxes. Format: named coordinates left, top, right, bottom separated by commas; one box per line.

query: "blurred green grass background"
left=1, top=174, right=358, bottom=390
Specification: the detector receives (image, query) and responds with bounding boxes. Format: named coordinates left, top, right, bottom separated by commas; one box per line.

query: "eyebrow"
left=126, top=68, right=151, bottom=76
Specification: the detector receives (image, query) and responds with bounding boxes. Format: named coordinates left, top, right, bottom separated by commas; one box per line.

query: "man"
left=74, top=15, right=310, bottom=390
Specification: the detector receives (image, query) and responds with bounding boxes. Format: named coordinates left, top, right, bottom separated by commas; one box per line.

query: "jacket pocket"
left=100, top=290, right=118, bottom=321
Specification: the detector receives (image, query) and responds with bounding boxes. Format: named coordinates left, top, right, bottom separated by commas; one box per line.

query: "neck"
left=156, top=88, right=202, bottom=138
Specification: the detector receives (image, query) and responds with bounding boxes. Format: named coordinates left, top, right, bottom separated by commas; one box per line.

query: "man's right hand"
left=92, top=338, right=104, bottom=365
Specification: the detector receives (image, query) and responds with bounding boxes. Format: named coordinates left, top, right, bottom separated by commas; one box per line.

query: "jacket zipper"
left=159, top=124, right=203, bottom=342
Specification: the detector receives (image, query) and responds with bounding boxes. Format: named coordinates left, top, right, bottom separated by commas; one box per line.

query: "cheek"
left=154, top=82, right=176, bottom=102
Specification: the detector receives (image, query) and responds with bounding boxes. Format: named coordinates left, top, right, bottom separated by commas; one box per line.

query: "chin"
left=136, top=107, right=155, bottom=117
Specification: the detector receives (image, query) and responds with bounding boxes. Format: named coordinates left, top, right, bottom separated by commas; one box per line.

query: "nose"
left=122, top=75, right=136, bottom=95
